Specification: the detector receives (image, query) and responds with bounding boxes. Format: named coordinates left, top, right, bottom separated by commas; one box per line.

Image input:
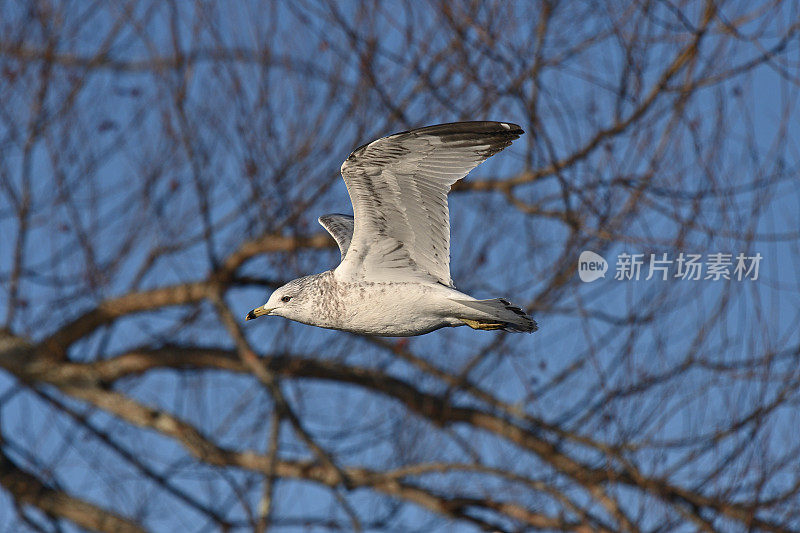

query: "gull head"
left=246, top=275, right=318, bottom=323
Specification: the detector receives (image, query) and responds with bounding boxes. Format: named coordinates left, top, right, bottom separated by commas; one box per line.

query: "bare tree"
left=1, top=1, right=799, bottom=531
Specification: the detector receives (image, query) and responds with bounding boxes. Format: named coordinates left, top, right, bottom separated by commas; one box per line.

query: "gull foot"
left=460, top=319, right=507, bottom=331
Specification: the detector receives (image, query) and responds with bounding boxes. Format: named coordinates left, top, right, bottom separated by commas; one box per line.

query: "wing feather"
left=318, top=214, right=354, bottom=261
left=336, top=121, right=523, bottom=285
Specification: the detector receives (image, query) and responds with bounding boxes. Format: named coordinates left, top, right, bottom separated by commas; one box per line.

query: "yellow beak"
left=245, top=307, right=272, bottom=321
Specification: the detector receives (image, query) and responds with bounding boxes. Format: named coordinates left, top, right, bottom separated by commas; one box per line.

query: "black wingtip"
left=407, top=120, right=524, bottom=137
left=347, top=121, right=525, bottom=161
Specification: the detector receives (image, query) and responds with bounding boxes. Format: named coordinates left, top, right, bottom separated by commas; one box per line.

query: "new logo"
left=578, top=251, right=608, bottom=282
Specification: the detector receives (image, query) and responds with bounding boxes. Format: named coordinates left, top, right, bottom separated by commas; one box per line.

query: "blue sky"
left=1, top=1, right=799, bottom=530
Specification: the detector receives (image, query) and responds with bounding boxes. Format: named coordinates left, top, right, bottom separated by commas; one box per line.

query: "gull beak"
left=246, top=307, right=272, bottom=321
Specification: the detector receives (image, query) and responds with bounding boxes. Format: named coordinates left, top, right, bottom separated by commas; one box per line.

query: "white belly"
left=308, top=278, right=463, bottom=336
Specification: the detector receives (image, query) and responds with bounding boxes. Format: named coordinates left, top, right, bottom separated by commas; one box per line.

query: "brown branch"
left=0, top=449, right=145, bottom=533
left=7, top=344, right=786, bottom=531
left=37, top=231, right=334, bottom=361
left=209, top=291, right=353, bottom=490
left=48, top=382, right=564, bottom=531
left=40, top=281, right=214, bottom=361
left=453, top=1, right=717, bottom=194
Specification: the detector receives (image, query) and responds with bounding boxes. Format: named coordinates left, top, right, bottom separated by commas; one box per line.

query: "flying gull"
left=246, top=121, right=537, bottom=336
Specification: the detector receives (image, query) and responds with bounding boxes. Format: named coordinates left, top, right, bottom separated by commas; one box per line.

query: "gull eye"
left=281, top=296, right=292, bottom=303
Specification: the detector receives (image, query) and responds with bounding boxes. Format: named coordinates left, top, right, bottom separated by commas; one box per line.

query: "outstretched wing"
left=318, top=213, right=354, bottom=261
left=336, top=121, right=523, bottom=285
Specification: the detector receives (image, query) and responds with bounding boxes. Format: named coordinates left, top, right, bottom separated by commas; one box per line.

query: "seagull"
left=246, top=121, right=537, bottom=336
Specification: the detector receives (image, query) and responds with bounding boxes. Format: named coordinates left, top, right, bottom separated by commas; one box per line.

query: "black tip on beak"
left=246, top=306, right=271, bottom=321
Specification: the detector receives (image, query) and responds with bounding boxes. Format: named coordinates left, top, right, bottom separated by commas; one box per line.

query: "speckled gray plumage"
left=247, top=121, right=536, bottom=336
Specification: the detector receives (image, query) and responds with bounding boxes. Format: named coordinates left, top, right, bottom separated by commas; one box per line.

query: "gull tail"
left=450, top=298, right=537, bottom=333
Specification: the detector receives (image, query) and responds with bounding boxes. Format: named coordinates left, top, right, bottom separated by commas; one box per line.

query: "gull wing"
left=336, top=121, right=523, bottom=285
left=318, top=214, right=354, bottom=261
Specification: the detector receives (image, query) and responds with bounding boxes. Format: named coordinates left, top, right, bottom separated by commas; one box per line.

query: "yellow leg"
left=460, top=319, right=506, bottom=331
